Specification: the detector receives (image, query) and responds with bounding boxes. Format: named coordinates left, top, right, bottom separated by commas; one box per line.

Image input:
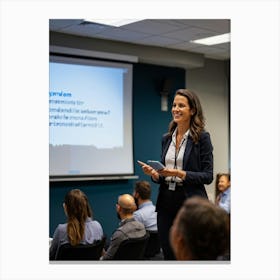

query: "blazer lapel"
left=162, top=136, right=172, bottom=163
left=183, top=135, right=193, bottom=167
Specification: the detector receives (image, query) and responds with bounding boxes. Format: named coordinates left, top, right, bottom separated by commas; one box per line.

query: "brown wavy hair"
left=64, top=189, right=93, bottom=246
left=168, top=89, right=205, bottom=143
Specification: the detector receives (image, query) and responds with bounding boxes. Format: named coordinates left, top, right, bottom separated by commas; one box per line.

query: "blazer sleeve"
left=183, top=132, right=214, bottom=185
left=102, top=230, right=125, bottom=260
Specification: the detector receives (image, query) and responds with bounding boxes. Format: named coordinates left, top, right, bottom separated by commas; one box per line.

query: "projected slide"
left=49, top=63, right=123, bottom=148
left=49, top=56, right=133, bottom=177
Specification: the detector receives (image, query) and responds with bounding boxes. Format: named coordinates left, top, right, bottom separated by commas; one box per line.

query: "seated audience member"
left=170, top=196, right=230, bottom=260
left=133, top=181, right=157, bottom=231
left=215, top=173, right=231, bottom=214
left=102, top=194, right=146, bottom=260
left=49, top=189, right=104, bottom=260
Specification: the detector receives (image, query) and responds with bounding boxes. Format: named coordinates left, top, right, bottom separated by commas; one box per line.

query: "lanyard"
left=172, top=137, right=186, bottom=181
left=174, top=137, right=186, bottom=168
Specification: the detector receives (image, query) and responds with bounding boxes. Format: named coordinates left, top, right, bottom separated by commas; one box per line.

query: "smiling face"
left=218, top=175, right=230, bottom=192
left=172, top=94, right=194, bottom=126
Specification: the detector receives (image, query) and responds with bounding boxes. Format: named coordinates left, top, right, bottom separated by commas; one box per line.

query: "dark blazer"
left=155, top=131, right=213, bottom=214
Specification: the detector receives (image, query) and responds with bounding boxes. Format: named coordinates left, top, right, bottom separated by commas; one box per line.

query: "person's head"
left=133, top=180, right=151, bottom=207
left=170, top=196, right=230, bottom=260
left=215, top=173, right=231, bottom=196
left=116, top=194, right=137, bottom=220
left=63, top=189, right=93, bottom=246
left=168, top=89, right=205, bottom=143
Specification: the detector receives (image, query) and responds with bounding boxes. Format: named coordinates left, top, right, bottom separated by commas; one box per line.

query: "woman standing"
left=49, top=189, right=104, bottom=260
left=138, top=89, right=213, bottom=260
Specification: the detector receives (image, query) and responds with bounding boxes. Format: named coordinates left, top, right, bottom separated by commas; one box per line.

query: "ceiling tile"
left=214, top=42, right=230, bottom=50
left=49, top=19, right=84, bottom=31
left=122, top=19, right=185, bottom=34
left=134, top=35, right=181, bottom=47
left=93, top=27, right=150, bottom=42
left=174, top=19, right=230, bottom=33
left=163, top=27, right=218, bottom=41
left=168, top=41, right=200, bottom=51
left=58, top=21, right=111, bottom=37
left=155, top=19, right=193, bottom=28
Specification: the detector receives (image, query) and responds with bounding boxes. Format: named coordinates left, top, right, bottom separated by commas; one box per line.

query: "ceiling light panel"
left=191, top=33, right=230, bottom=45
left=83, top=19, right=142, bottom=27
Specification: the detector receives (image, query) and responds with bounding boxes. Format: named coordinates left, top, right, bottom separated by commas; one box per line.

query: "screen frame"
left=49, top=54, right=135, bottom=180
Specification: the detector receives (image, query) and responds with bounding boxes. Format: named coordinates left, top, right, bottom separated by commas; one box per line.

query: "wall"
left=187, top=58, right=230, bottom=201
left=49, top=63, right=185, bottom=237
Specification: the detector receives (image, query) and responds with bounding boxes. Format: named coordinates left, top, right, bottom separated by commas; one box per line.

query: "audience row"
left=50, top=177, right=230, bottom=261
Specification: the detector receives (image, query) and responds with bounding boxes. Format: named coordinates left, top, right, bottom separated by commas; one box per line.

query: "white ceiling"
left=50, top=19, right=230, bottom=61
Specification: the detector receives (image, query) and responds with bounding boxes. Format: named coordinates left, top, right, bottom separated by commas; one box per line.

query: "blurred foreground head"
left=170, top=196, right=230, bottom=260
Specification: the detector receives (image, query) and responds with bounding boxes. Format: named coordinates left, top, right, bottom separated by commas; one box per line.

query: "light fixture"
left=160, top=78, right=172, bottom=112
left=191, top=33, right=230, bottom=46
left=161, top=94, right=168, bottom=112
left=83, top=19, right=142, bottom=27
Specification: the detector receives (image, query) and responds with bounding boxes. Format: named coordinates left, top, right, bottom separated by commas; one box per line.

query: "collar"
left=172, top=128, right=190, bottom=144
left=85, top=217, right=92, bottom=223
left=138, top=201, right=152, bottom=209
left=119, top=217, right=135, bottom=226
left=222, top=187, right=231, bottom=196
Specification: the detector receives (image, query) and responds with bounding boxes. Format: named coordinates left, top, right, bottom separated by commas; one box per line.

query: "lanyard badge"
left=168, top=181, right=176, bottom=191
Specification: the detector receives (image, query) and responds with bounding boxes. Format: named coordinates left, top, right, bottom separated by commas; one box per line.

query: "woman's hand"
left=158, top=168, right=186, bottom=180
left=157, top=168, right=176, bottom=177
left=137, top=160, right=159, bottom=180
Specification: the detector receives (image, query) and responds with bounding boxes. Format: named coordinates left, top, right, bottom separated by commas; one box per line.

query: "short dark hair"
left=176, top=196, right=230, bottom=260
left=134, top=181, right=151, bottom=200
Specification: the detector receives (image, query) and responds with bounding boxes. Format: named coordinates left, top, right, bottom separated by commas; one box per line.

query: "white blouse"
left=164, top=128, right=189, bottom=183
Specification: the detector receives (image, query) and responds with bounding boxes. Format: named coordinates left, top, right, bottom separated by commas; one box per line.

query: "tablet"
left=147, top=160, right=165, bottom=170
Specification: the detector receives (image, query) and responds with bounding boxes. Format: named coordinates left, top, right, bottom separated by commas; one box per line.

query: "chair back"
left=144, top=231, right=161, bottom=258
left=113, top=233, right=149, bottom=260
left=55, top=237, right=106, bottom=260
